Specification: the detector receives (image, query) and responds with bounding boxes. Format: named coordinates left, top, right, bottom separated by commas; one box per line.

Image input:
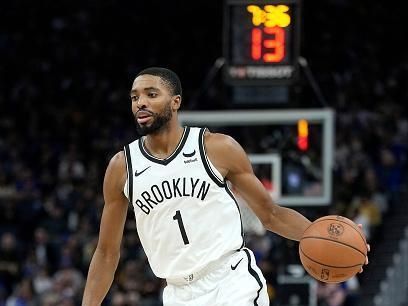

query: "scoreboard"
left=223, top=0, right=301, bottom=85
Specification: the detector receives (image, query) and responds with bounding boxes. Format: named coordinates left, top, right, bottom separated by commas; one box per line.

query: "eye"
left=148, top=92, right=158, bottom=98
left=131, top=95, right=138, bottom=102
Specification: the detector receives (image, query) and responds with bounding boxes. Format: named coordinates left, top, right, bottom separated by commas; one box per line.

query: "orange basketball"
left=299, top=215, right=368, bottom=283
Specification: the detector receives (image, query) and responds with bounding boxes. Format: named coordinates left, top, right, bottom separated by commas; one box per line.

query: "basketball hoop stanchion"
left=297, top=56, right=328, bottom=107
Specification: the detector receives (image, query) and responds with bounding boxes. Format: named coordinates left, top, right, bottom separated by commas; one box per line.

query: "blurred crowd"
left=0, top=0, right=407, bottom=305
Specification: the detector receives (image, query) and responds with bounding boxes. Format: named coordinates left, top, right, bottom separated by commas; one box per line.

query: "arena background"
left=0, top=1, right=407, bottom=305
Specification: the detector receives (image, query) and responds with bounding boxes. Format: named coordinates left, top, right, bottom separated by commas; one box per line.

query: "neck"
left=144, top=122, right=184, bottom=158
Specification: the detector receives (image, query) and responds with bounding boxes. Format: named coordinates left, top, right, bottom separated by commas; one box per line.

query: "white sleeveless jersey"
left=123, top=126, right=244, bottom=279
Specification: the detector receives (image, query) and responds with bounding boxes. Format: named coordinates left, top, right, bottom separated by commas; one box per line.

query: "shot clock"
left=223, top=0, right=301, bottom=85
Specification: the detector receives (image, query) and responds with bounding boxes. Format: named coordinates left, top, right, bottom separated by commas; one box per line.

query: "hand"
left=357, top=223, right=370, bottom=273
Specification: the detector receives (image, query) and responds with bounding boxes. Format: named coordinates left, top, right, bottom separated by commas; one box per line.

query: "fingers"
left=365, top=243, right=370, bottom=265
left=357, top=223, right=371, bottom=253
left=356, top=223, right=370, bottom=270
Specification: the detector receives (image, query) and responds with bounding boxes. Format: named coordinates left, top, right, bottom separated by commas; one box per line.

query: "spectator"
left=0, top=233, right=22, bottom=296
left=4, top=278, right=35, bottom=306
left=30, top=227, right=59, bottom=274
left=317, top=282, right=347, bottom=306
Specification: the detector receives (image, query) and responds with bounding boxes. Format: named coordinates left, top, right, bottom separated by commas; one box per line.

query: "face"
left=130, top=75, right=180, bottom=136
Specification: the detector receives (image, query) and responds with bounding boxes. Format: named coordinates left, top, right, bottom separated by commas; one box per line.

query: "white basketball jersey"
left=123, top=126, right=244, bottom=279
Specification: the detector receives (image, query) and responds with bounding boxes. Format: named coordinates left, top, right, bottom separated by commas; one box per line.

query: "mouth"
left=136, top=111, right=153, bottom=124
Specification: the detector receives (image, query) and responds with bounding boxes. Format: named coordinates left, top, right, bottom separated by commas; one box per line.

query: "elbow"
left=259, top=202, right=280, bottom=231
left=261, top=215, right=277, bottom=232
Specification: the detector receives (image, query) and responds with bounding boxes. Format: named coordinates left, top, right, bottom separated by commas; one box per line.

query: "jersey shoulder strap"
left=123, top=138, right=140, bottom=205
left=196, top=127, right=225, bottom=187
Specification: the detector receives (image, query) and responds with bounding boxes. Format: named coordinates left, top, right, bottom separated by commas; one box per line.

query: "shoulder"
left=203, top=130, right=251, bottom=175
left=203, top=130, right=241, bottom=153
left=104, top=151, right=127, bottom=189
left=109, top=151, right=126, bottom=170
left=202, top=129, right=248, bottom=159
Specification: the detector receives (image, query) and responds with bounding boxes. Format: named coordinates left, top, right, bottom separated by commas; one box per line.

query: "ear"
left=171, top=95, right=181, bottom=111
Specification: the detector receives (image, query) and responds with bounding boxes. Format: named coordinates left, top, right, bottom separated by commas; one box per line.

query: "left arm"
left=205, top=132, right=311, bottom=241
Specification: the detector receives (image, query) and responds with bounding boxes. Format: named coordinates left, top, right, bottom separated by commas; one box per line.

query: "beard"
left=135, top=103, right=173, bottom=136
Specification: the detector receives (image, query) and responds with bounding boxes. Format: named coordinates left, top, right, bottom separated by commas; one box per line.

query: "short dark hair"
left=136, top=67, right=182, bottom=98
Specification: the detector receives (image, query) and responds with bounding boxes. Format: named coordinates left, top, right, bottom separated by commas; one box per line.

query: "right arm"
left=82, top=151, right=129, bottom=306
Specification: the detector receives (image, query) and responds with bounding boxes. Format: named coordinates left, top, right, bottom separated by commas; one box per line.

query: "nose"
left=134, top=96, right=147, bottom=110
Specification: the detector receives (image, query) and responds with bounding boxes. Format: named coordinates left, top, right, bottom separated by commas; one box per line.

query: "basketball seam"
left=301, top=236, right=367, bottom=257
left=307, top=217, right=368, bottom=253
left=299, top=246, right=364, bottom=268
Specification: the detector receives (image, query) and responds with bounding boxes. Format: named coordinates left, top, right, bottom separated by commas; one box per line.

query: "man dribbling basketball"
left=81, top=67, right=369, bottom=306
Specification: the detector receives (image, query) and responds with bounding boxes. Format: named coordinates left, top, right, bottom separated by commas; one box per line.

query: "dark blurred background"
left=0, top=1, right=407, bottom=305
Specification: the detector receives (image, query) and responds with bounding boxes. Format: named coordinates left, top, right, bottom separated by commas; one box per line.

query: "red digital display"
left=251, top=27, right=286, bottom=62
left=223, top=0, right=301, bottom=85
left=251, top=28, right=262, bottom=61
left=297, top=119, right=309, bottom=151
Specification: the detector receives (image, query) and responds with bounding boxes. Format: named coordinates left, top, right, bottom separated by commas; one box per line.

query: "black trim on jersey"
left=243, top=249, right=264, bottom=306
left=138, top=126, right=190, bottom=165
left=225, top=184, right=245, bottom=250
left=198, top=127, right=225, bottom=187
left=124, top=145, right=133, bottom=206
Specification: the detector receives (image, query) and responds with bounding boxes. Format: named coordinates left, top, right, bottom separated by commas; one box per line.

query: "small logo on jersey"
left=231, top=258, right=243, bottom=270
left=135, top=166, right=151, bottom=177
left=184, top=274, right=194, bottom=282
left=183, top=150, right=196, bottom=158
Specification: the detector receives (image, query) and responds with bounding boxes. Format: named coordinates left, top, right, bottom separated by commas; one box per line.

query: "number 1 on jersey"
left=173, top=210, right=190, bottom=245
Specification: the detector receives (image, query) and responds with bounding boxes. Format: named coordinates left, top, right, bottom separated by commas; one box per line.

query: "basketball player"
left=82, top=67, right=368, bottom=306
